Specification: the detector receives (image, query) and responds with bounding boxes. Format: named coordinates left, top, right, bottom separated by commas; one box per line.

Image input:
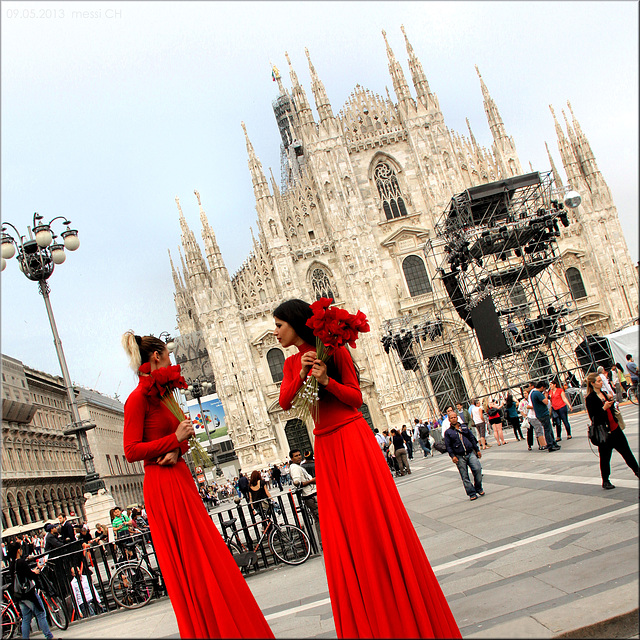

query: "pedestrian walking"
left=414, top=418, right=432, bottom=457
left=391, top=428, right=411, bottom=475
left=271, top=464, right=283, bottom=492
left=443, top=410, right=484, bottom=501
left=486, top=398, right=507, bottom=445
left=549, top=378, right=572, bottom=440
left=503, top=393, right=524, bottom=441
left=401, top=424, right=414, bottom=460
left=585, top=372, right=639, bottom=490
left=122, top=331, right=273, bottom=639
left=531, top=381, right=560, bottom=452
left=289, top=448, right=321, bottom=546
left=470, top=398, right=490, bottom=450
left=274, top=298, right=460, bottom=638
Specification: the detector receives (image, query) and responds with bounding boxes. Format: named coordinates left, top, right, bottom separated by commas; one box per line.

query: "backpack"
left=418, top=425, right=429, bottom=440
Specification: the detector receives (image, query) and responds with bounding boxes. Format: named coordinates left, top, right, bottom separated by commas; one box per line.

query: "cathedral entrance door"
left=284, top=419, right=313, bottom=456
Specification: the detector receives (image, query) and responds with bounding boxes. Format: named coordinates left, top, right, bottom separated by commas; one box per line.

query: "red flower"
left=139, top=365, right=187, bottom=398
left=305, top=298, right=369, bottom=353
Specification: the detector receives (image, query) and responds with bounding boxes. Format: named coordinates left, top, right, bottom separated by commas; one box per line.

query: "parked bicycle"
left=109, top=536, right=163, bottom=610
left=221, top=502, right=310, bottom=571
left=1, top=590, right=20, bottom=639
left=626, top=382, right=638, bottom=405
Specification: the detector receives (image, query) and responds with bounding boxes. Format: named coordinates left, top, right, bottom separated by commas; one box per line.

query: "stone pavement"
left=37, top=404, right=638, bottom=638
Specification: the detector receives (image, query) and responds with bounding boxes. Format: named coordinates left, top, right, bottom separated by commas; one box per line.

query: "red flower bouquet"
left=292, top=298, right=370, bottom=421
left=138, top=363, right=212, bottom=467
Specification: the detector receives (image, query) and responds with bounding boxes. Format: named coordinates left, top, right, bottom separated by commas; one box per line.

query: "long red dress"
left=124, top=377, right=274, bottom=639
left=280, top=344, right=461, bottom=639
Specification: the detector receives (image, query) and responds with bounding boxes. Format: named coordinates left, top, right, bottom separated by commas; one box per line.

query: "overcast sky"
left=2, top=1, right=637, bottom=402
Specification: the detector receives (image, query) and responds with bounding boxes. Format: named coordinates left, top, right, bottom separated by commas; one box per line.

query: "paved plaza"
left=36, top=405, right=638, bottom=638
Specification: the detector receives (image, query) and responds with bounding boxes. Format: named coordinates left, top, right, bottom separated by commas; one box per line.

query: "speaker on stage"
left=442, top=271, right=474, bottom=329
left=470, top=296, right=509, bottom=360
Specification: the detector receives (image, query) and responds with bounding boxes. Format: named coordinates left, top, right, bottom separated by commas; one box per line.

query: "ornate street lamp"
left=181, top=377, right=222, bottom=475
left=2, top=213, right=105, bottom=494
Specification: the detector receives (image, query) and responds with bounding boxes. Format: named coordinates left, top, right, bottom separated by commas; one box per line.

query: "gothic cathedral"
left=170, top=27, right=638, bottom=471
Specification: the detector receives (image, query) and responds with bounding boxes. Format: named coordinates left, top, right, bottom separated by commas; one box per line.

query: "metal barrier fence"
left=1, top=490, right=319, bottom=622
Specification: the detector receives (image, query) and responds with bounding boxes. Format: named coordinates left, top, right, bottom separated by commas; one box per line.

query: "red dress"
left=124, top=377, right=274, bottom=639
left=280, top=344, right=460, bottom=639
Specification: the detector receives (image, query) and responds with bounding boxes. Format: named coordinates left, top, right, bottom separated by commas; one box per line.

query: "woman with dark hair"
left=7, top=541, right=54, bottom=640
left=122, top=332, right=273, bottom=639
left=248, top=469, right=273, bottom=517
left=585, top=372, right=639, bottom=490
left=504, top=393, right=524, bottom=441
left=274, top=299, right=460, bottom=639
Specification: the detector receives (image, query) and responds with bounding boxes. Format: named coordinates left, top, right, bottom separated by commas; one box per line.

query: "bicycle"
left=626, top=382, right=638, bottom=405
left=109, top=538, right=163, bottom=610
left=1, top=591, right=20, bottom=639
left=37, top=565, right=70, bottom=630
left=221, top=502, right=311, bottom=571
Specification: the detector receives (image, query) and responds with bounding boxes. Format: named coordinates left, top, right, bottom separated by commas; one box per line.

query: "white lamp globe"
left=63, top=232, right=80, bottom=251
left=564, top=190, right=581, bottom=209
left=35, top=227, right=53, bottom=248
left=1, top=241, right=15, bottom=259
left=51, top=245, right=66, bottom=264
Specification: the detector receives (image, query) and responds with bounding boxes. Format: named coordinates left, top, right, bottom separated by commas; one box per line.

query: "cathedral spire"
left=270, top=61, right=286, bottom=96
left=401, top=24, right=438, bottom=112
left=545, top=141, right=564, bottom=189
left=176, top=196, right=210, bottom=289
left=466, top=117, right=480, bottom=154
left=195, top=189, right=226, bottom=274
left=241, top=122, right=271, bottom=201
left=476, top=65, right=522, bottom=177
left=549, top=104, right=587, bottom=199
left=305, top=48, right=335, bottom=124
left=566, top=101, right=611, bottom=201
left=285, top=51, right=314, bottom=128
left=168, top=248, right=184, bottom=291
left=382, top=29, right=414, bottom=111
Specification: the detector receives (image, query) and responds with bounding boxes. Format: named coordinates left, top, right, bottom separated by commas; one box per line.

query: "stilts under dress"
left=124, top=379, right=274, bottom=639
left=280, top=344, right=461, bottom=639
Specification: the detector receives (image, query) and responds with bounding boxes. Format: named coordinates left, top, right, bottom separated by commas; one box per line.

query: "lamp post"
left=2, top=213, right=105, bottom=494
left=181, top=377, right=222, bottom=474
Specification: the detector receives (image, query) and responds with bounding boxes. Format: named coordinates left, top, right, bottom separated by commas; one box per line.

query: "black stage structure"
left=381, top=171, right=597, bottom=417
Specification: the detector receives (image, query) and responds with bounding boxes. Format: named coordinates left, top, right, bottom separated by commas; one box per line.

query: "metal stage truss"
left=381, top=171, right=595, bottom=417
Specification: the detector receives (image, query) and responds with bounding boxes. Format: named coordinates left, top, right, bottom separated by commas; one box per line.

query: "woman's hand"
left=157, top=448, right=180, bottom=466
left=300, top=350, right=317, bottom=379
left=309, top=359, right=329, bottom=386
left=175, top=418, right=195, bottom=443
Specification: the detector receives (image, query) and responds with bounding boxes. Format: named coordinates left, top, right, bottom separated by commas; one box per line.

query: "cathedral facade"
left=170, top=27, right=638, bottom=471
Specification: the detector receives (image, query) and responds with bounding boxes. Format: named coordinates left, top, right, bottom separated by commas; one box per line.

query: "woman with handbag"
left=6, top=541, right=54, bottom=640
left=585, top=372, right=639, bottom=490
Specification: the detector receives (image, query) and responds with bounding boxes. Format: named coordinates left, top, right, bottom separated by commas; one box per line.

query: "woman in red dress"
left=273, top=300, right=460, bottom=639
left=122, top=332, right=274, bottom=639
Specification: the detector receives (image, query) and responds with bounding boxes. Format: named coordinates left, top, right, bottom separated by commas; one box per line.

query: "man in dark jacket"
left=238, top=472, right=250, bottom=503
left=444, top=410, right=485, bottom=501
left=270, top=465, right=283, bottom=492
left=57, top=513, right=76, bottom=544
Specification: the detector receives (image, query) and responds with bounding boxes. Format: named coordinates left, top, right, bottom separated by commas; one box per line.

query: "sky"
left=2, top=1, right=638, bottom=402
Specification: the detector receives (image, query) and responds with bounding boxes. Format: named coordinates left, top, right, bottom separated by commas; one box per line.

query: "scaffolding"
left=381, top=171, right=595, bottom=416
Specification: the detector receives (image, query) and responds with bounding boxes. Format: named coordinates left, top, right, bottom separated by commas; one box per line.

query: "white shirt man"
left=597, top=368, right=614, bottom=396
left=289, top=449, right=321, bottom=546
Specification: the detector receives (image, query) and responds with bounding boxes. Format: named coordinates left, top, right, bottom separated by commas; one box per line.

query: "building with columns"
left=1, top=354, right=143, bottom=529
left=169, top=27, right=638, bottom=471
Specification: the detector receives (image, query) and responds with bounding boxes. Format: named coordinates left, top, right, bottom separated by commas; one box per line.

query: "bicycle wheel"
left=42, top=593, right=69, bottom=630
left=1, top=606, right=19, bottom=639
left=110, top=564, right=155, bottom=609
left=269, top=524, right=311, bottom=566
left=628, top=386, right=638, bottom=405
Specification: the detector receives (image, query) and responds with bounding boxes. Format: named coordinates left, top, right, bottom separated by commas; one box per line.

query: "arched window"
left=266, top=348, right=285, bottom=384
left=374, top=161, right=407, bottom=220
left=566, top=267, right=587, bottom=300
left=311, top=267, right=334, bottom=300
left=402, top=255, right=432, bottom=297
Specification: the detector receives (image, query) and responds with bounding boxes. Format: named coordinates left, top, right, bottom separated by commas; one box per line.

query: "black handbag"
left=588, top=421, right=610, bottom=447
left=13, top=571, right=35, bottom=597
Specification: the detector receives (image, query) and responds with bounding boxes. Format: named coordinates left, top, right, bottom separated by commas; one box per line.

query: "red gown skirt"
left=315, top=416, right=461, bottom=639
left=144, top=459, right=274, bottom=639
